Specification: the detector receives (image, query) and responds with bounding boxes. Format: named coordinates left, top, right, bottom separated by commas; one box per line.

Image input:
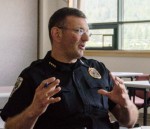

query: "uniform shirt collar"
left=44, top=51, right=84, bottom=71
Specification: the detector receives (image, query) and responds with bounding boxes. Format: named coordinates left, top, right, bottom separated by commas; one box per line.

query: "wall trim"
left=84, top=50, right=150, bottom=58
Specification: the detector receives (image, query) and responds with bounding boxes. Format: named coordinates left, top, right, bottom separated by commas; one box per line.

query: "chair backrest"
left=135, top=74, right=150, bottom=99
left=135, top=74, right=149, bottom=81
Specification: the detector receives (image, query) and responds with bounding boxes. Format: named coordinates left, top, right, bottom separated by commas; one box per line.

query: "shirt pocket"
left=57, top=86, right=83, bottom=114
left=80, top=68, right=110, bottom=109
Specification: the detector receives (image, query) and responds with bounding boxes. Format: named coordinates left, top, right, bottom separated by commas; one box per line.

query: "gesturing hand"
left=30, top=77, right=61, bottom=116
left=97, top=73, right=130, bottom=107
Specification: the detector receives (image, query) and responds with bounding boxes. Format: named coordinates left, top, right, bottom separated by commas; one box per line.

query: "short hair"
left=48, top=7, right=87, bottom=43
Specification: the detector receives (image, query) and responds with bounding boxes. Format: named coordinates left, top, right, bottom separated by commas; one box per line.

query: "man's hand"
left=97, top=73, right=130, bottom=107
left=30, top=77, right=61, bottom=117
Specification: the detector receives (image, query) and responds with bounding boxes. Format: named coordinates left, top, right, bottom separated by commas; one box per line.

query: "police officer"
left=0, top=7, right=138, bottom=129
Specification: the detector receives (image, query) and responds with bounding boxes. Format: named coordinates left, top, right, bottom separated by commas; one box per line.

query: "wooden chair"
left=129, top=74, right=150, bottom=125
left=132, top=74, right=150, bottom=109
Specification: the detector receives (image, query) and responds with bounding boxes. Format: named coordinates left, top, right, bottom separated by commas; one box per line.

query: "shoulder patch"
left=10, top=77, right=23, bottom=97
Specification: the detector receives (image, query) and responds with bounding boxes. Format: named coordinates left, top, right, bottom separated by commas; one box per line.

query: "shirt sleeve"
left=1, top=69, right=35, bottom=121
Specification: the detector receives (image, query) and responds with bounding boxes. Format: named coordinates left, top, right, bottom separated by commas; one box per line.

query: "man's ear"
left=51, top=27, right=62, bottom=42
left=58, top=30, right=62, bottom=38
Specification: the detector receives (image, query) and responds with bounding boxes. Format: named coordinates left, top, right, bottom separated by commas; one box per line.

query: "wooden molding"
left=84, top=50, right=150, bottom=57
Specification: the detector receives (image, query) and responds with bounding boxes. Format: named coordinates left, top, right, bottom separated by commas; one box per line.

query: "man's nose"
left=81, top=33, right=90, bottom=41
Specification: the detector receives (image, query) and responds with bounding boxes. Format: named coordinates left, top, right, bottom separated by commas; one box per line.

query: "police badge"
left=88, top=67, right=101, bottom=79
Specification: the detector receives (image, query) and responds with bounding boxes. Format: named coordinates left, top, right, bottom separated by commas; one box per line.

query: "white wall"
left=86, top=56, right=150, bottom=74
left=0, top=0, right=38, bottom=86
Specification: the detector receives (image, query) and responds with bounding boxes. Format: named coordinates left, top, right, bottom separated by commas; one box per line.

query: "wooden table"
left=124, top=81, right=150, bottom=125
left=120, top=126, right=150, bottom=129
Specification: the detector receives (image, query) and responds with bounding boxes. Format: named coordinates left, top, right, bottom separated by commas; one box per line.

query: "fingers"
left=110, top=72, right=128, bottom=94
left=109, top=72, right=115, bottom=81
left=38, top=77, right=56, bottom=90
left=45, top=85, right=61, bottom=104
left=47, top=97, right=61, bottom=104
left=110, top=72, right=124, bottom=85
left=97, top=89, right=110, bottom=97
left=36, top=77, right=62, bottom=104
left=45, top=86, right=61, bottom=100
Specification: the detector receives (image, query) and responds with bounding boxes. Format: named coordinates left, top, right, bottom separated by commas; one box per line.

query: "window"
left=87, top=24, right=118, bottom=50
left=81, top=0, right=150, bottom=50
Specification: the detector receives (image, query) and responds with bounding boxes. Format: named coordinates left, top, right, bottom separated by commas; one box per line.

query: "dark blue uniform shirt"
left=1, top=51, right=116, bottom=129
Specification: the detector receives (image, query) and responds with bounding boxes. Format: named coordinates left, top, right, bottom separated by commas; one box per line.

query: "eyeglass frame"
left=57, top=26, right=91, bottom=37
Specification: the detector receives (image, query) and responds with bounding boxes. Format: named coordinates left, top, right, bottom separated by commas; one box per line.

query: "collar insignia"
left=49, top=62, right=56, bottom=68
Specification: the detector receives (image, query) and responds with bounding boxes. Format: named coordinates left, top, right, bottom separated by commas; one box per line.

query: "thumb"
left=97, top=89, right=110, bottom=97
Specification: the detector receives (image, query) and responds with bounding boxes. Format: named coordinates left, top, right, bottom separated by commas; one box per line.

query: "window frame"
left=83, top=0, right=150, bottom=51
left=86, top=23, right=118, bottom=50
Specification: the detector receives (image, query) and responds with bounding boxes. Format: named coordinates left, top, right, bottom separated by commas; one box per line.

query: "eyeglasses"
left=58, top=26, right=91, bottom=37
